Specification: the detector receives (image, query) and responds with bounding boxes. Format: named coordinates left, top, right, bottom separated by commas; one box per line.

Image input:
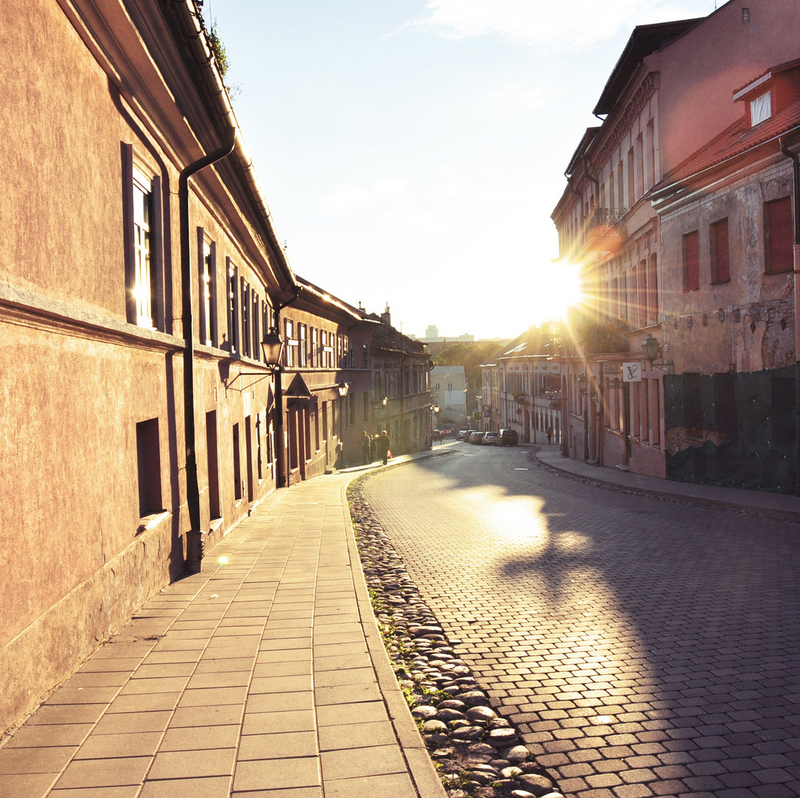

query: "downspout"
left=779, top=139, right=800, bottom=496
left=182, top=132, right=236, bottom=570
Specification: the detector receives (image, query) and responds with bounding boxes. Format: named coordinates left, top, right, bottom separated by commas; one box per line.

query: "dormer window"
left=750, top=91, right=772, bottom=126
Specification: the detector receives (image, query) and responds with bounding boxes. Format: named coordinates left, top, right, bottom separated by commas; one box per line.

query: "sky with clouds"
left=204, top=0, right=719, bottom=340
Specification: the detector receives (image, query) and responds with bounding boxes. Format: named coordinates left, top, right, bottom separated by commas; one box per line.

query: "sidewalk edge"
left=535, top=450, right=800, bottom=522
left=340, top=479, right=449, bottom=798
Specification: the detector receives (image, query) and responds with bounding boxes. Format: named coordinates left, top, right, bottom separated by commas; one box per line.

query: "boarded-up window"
left=765, top=196, right=793, bottom=274
left=683, top=231, right=700, bottom=291
left=710, top=218, right=730, bottom=283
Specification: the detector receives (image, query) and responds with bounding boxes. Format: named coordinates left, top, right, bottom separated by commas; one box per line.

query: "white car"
left=483, top=431, right=498, bottom=445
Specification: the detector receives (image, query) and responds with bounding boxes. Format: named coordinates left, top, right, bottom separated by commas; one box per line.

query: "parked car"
left=497, top=428, right=519, bottom=446
left=469, top=431, right=485, bottom=444
left=483, top=431, right=498, bottom=445
left=458, top=429, right=471, bottom=441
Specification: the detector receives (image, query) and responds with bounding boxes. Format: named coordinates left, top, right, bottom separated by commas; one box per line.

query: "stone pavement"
left=363, top=442, right=800, bottom=798
left=0, top=458, right=447, bottom=798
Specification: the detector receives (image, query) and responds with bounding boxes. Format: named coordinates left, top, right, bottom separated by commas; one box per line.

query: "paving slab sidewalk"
left=0, top=461, right=447, bottom=798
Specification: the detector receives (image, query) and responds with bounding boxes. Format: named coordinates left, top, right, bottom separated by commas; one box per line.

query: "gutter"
left=168, top=0, right=297, bottom=292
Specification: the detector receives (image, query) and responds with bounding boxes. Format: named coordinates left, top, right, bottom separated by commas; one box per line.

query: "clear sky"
left=203, top=0, right=718, bottom=340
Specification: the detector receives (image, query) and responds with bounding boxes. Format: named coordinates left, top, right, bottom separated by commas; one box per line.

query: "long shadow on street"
left=363, top=445, right=800, bottom=797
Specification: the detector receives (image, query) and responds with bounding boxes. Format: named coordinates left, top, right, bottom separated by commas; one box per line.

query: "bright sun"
left=526, top=261, right=583, bottom=324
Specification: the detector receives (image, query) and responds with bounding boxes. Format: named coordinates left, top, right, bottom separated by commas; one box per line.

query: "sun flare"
left=526, top=260, right=584, bottom=324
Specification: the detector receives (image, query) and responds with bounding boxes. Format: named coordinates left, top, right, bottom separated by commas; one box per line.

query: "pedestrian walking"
left=362, top=431, right=372, bottom=464
left=546, top=426, right=553, bottom=444
left=378, top=430, right=390, bottom=465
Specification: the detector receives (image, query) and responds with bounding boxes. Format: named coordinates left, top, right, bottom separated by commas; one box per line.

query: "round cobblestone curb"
left=348, top=475, right=565, bottom=798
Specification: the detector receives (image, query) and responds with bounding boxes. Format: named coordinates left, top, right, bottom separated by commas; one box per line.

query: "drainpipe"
left=779, top=139, right=800, bottom=496
left=182, top=133, right=236, bottom=571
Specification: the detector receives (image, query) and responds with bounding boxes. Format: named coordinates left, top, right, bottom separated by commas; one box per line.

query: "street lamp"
left=337, top=381, right=349, bottom=397
left=261, top=328, right=284, bottom=370
left=475, top=394, right=483, bottom=430
left=261, top=328, right=286, bottom=487
left=641, top=333, right=673, bottom=372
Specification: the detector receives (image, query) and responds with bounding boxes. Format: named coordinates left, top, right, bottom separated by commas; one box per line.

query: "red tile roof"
left=657, top=97, right=800, bottom=188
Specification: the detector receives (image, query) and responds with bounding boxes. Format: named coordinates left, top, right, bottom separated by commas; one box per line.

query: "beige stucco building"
left=0, top=0, right=433, bottom=736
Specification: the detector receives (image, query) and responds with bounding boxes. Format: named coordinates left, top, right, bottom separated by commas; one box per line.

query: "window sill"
left=136, top=510, right=169, bottom=536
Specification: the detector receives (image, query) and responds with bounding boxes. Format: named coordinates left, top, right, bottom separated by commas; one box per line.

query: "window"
left=627, top=147, right=635, bottom=206
left=198, top=236, right=217, bottom=346
left=233, top=423, right=242, bottom=501
left=710, top=218, right=730, bottom=284
left=227, top=260, right=239, bottom=354
left=284, top=318, right=296, bottom=367
left=298, top=324, right=307, bottom=367
left=682, top=231, right=700, bottom=292
left=765, top=196, right=793, bottom=274
left=648, top=254, right=658, bottom=322
left=136, top=418, right=163, bottom=517
left=205, top=411, right=220, bottom=519
left=241, top=280, right=250, bottom=357
left=636, top=133, right=644, bottom=198
left=608, top=172, right=615, bottom=214
left=252, top=291, right=260, bottom=359
left=123, top=144, right=163, bottom=330
left=750, top=91, right=771, bottom=126
left=132, top=171, right=154, bottom=328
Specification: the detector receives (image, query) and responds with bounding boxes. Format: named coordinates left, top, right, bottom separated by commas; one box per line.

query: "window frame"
left=122, top=143, right=164, bottom=331
left=682, top=230, right=700, bottom=292
left=710, top=217, right=731, bottom=285
left=198, top=232, right=217, bottom=346
left=764, top=196, right=793, bottom=275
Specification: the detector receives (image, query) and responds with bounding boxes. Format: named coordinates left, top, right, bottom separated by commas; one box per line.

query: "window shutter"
left=766, top=197, right=793, bottom=274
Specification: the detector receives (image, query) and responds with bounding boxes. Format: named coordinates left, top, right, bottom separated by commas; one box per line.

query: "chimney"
left=381, top=302, right=391, bottom=326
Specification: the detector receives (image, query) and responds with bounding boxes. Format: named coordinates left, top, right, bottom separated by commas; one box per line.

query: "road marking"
left=514, top=467, right=529, bottom=471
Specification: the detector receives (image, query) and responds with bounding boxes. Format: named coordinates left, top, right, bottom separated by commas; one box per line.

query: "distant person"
left=546, top=426, right=554, bottom=444
left=378, top=430, right=390, bottom=465
left=362, top=431, right=372, bottom=464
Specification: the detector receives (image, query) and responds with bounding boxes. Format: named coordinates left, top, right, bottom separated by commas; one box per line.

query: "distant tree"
left=577, top=318, right=629, bottom=355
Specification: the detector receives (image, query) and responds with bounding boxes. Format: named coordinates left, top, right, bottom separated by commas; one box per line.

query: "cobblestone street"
left=363, top=445, right=800, bottom=798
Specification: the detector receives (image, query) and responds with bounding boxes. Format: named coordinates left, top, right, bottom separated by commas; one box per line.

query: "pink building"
left=552, top=0, right=800, bottom=483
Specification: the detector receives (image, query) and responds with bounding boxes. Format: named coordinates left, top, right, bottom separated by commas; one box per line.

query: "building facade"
left=430, top=365, right=467, bottom=427
left=480, top=327, right=563, bottom=442
left=0, top=0, right=300, bottom=733
left=370, top=312, right=433, bottom=455
left=651, top=60, right=800, bottom=491
left=551, top=0, right=800, bottom=487
left=0, top=0, right=433, bottom=736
